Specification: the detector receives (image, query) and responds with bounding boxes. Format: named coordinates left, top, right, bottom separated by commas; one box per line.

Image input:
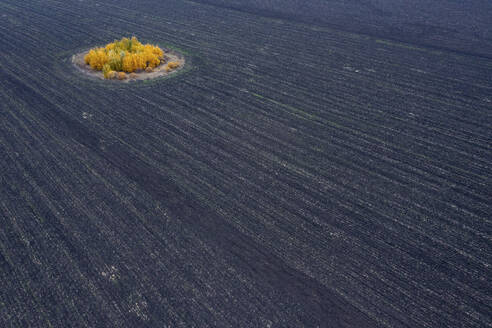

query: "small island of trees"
left=82, top=36, right=181, bottom=80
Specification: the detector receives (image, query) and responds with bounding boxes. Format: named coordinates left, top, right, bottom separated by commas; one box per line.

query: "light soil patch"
left=72, top=49, right=185, bottom=82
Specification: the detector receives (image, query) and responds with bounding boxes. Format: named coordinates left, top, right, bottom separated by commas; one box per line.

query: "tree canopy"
left=84, top=37, right=175, bottom=79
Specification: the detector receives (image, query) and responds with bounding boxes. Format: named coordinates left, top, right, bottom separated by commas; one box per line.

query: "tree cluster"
left=84, top=37, right=166, bottom=78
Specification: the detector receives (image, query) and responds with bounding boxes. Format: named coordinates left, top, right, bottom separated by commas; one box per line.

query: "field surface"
left=0, top=1, right=491, bottom=327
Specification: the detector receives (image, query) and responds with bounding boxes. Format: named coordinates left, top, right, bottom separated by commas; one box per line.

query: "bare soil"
left=72, top=49, right=185, bottom=82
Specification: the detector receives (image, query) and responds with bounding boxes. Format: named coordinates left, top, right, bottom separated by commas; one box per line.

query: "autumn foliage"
left=84, top=37, right=178, bottom=79
left=166, top=61, right=180, bottom=71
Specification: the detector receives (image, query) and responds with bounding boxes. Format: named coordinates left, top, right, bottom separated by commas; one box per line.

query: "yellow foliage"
left=122, top=51, right=133, bottom=73
left=166, top=61, right=180, bottom=71
left=105, top=43, right=115, bottom=52
left=107, top=71, right=117, bottom=79
left=102, top=64, right=111, bottom=78
left=84, top=51, right=92, bottom=64
left=84, top=48, right=108, bottom=70
left=117, top=72, right=127, bottom=80
left=84, top=37, right=165, bottom=78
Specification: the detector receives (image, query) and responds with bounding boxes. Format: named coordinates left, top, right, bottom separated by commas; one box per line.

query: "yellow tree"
left=122, top=52, right=134, bottom=72
left=84, top=37, right=165, bottom=74
left=102, top=64, right=112, bottom=78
